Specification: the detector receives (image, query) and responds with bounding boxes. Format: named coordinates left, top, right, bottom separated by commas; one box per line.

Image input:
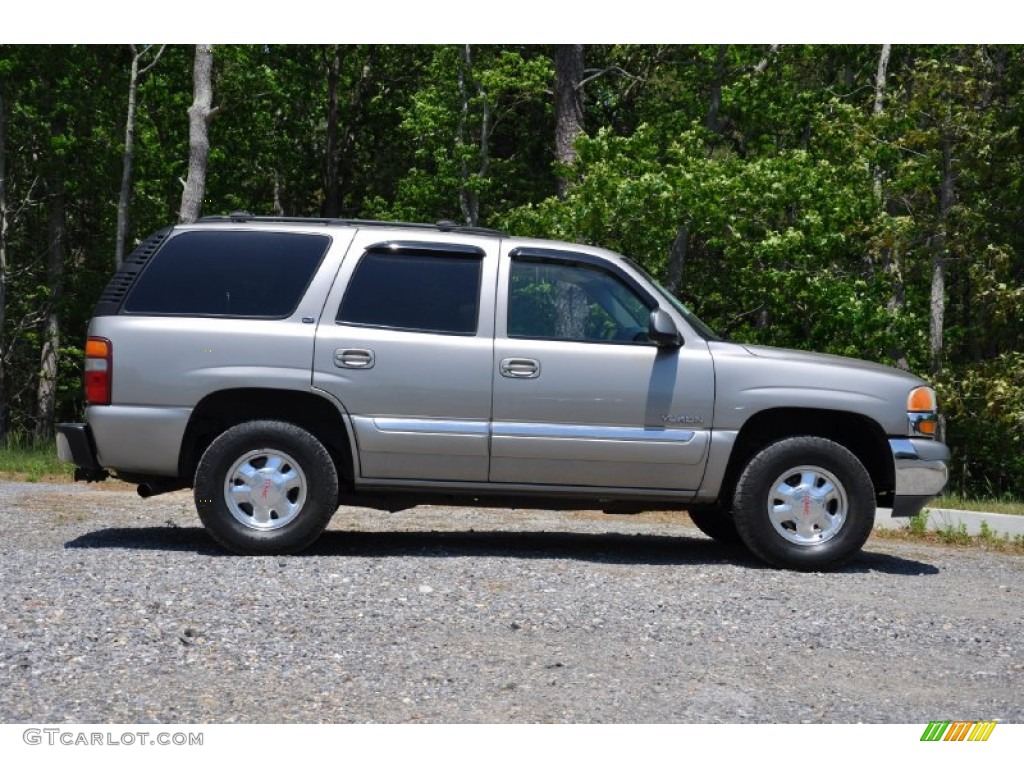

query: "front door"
left=490, top=249, right=714, bottom=491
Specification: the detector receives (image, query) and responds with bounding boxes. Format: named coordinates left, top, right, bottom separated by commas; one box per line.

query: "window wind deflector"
left=509, top=246, right=623, bottom=273
left=366, top=241, right=485, bottom=259
left=509, top=247, right=658, bottom=311
left=508, top=246, right=590, bottom=265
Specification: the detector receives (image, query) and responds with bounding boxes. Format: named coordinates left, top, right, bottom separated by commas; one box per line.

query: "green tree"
left=374, top=45, right=553, bottom=225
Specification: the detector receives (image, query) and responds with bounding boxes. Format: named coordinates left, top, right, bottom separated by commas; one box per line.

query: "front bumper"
left=889, top=437, right=950, bottom=517
left=56, top=423, right=109, bottom=481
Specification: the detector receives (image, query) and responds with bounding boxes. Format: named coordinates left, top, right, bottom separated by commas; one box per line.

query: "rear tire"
left=732, top=436, right=875, bottom=570
left=194, top=420, right=338, bottom=555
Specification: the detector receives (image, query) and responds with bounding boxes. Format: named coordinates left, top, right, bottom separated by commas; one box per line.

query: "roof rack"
left=195, top=212, right=505, bottom=238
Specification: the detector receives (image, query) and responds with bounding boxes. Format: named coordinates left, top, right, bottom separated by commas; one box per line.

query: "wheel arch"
left=719, top=407, right=893, bottom=510
left=178, top=388, right=355, bottom=494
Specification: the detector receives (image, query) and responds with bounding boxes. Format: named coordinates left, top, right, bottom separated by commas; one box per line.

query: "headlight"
left=907, top=386, right=938, bottom=437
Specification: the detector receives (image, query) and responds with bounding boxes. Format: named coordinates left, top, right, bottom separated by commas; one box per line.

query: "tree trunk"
left=872, top=43, right=891, bottom=204
left=666, top=225, right=689, bottom=295
left=272, top=169, right=284, bottom=216
left=457, top=45, right=479, bottom=227
left=706, top=44, right=727, bottom=135
left=753, top=44, right=779, bottom=74
left=930, top=132, right=955, bottom=376
left=0, top=91, right=7, bottom=441
left=872, top=44, right=891, bottom=118
left=35, top=183, right=64, bottom=442
left=554, top=283, right=589, bottom=339
left=554, top=44, right=584, bottom=200
left=179, top=45, right=215, bottom=224
left=322, top=46, right=341, bottom=218
left=116, top=44, right=164, bottom=268
left=337, top=48, right=375, bottom=213
left=872, top=44, right=908, bottom=370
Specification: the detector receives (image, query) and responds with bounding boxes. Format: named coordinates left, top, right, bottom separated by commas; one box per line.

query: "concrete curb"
left=876, top=507, right=1024, bottom=537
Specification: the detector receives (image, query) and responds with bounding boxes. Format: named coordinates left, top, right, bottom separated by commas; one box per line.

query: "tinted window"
left=123, top=231, right=329, bottom=317
left=337, top=251, right=482, bottom=334
left=509, top=258, right=652, bottom=342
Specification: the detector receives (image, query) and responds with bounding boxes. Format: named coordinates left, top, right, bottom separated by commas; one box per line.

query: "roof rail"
left=195, top=212, right=505, bottom=237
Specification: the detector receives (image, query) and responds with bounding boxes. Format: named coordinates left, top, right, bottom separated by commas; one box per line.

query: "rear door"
left=312, top=231, right=499, bottom=482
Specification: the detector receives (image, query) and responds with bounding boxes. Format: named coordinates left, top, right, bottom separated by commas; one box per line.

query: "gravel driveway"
left=1, top=481, right=1021, bottom=723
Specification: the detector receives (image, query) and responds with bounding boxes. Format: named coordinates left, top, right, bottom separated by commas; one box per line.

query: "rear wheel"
left=732, top=436, right=875, bottom=570
left=194, top=420, right=338, bottom=554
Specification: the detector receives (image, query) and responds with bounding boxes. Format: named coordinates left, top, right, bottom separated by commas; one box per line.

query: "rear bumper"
left=889, top=437, right=949, bottom=517
left=56, top=423, right=108, bottom=481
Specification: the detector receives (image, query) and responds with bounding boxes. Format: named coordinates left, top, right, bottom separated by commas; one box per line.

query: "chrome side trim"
left=492, top=422, right=695, bottom=443
left=890, top=437, right=949, bottom=498
left=354, top=415, right=489, bottom=481
left=372, top=417, right=489, bottom=435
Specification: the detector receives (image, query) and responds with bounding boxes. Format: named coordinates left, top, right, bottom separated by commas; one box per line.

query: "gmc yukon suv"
left=57, top=215, right=949, bottom=569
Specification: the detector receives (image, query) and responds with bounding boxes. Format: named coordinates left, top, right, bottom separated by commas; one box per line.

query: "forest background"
left=0, top=42, right=1021, bottom=499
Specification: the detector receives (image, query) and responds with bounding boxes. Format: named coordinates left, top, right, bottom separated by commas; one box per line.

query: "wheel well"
left=178, top=389, right=354, bottom=492
left=719, top=408, right=894, bottom=509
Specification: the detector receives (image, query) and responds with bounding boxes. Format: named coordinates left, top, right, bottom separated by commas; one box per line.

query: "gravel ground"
left=1, top=480, right=1022, bottom=723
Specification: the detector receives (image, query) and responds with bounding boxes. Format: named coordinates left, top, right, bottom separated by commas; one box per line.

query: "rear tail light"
left=84, top=337, right=112, bottom=405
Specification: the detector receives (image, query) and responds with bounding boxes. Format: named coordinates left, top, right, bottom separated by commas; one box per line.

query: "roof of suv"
left=196, top=212, right=506, bottom=239
left=189, top=212, right=630, bottom=268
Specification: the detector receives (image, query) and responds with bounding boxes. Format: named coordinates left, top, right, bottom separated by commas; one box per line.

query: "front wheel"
left=731, top=437, right=875, bottom=570
left=687, top=505, right=743, bottom=545
left=194, top=420, right=339, bottom=555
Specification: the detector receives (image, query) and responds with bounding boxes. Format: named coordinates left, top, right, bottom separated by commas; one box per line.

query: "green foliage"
left=372, top=45, right=553, bottom=225
left=889, top=509, right=1024, bottom=553
left=504, top=119, right=898, bottom=360
left=935, top=493, right=1024, bottom=516
left=935, top=352, right=1024, bottom=498
left=978, top=520, right=995, bottom=543
left=936, top=521, right=972, bottom=546
left=0, top=437, right=71, bottom=481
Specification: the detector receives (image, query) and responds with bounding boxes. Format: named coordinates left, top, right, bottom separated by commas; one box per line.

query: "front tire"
left=194, top=420, right=338, bottom=555
left=732, top=437, right=875, bottom=570
left=688, top=505, right=743, bottom=545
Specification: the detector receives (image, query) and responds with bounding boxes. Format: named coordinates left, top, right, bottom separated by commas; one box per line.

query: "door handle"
left=335, top=348, right=375, bottom=369
left=500, top=357, right=540, bottom=379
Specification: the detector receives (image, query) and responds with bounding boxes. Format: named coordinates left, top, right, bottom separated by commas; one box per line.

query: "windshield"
left=624, top=258, right=722, bottom=341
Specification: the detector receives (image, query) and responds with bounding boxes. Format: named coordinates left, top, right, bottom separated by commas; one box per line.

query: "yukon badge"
left=662, top=414, right=704, bottom=424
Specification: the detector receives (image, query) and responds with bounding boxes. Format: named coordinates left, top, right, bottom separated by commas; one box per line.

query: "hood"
left=738, top=343, right=922, bottom=380
left=706, top=341, right=928, bottom=436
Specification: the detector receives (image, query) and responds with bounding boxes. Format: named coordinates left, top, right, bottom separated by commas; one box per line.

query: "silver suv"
left=57, top=215, right=949, bottom=569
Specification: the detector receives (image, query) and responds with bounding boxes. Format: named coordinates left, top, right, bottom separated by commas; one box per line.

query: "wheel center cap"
left=800, top=490, right=824, bottom=519
left=256, top=472, right=285, bottom=505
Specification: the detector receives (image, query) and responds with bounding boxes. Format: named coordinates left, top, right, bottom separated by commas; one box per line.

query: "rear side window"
left=123, top=231, right=330, bottom=317
left=337, top=250, right=482, bottom=335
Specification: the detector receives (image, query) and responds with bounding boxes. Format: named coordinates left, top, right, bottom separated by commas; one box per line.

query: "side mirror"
left=648, top=308, right=682, bottom=347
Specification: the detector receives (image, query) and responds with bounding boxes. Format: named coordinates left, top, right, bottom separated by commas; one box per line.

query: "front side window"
left=337, top=250, right=482, bottom=335
left=508, top=258, right=652, bottom=343
left=123, top=230, right=330, bottom=318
